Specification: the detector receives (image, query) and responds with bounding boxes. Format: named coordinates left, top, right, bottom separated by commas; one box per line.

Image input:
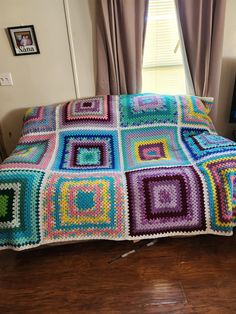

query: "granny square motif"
left=42, top=172, right=126, bottom=242
left=22, top=104, right=56, bottom=135
left=52, top=130, right=120, bottom=172
left=59, top=95, right=117, bottom=128
left=178, top=95, right=215, bottom=130
left=0, top=133, right=56, bottom=170
left=120, top=94, right=177, bottom=127
left=181, top=128, right=236, bottom=160
left=121, top=126, right=189, bottom=170
left=198, top=157, right=236, bottom=232
left=126, top=166, right=206, bottom=237
left=0, top=170, right=44, bottom=248
left=1, top=93, right=236, bottom=250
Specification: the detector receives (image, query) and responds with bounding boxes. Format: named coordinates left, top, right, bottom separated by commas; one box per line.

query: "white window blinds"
left=143, top=0, right=183, bottom=68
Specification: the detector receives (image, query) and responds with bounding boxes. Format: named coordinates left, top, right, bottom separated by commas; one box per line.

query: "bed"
left=1, top=93, right=236, bottom=251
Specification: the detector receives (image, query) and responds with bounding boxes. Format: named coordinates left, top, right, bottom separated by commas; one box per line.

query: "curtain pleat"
left=96, top=0, right=149, bottom=95
left=175, top=0, right=226, bottom=120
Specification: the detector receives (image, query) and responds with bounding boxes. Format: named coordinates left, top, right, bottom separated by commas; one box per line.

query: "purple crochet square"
left=59, top=96, right=117, bottom=128
left=126, top=166, right=206, bottom=237
left=138, top=143, right=166, bottom=161
left=73, top=98, right=101, bottom=113
left=146, top=177, right=185, bottom=216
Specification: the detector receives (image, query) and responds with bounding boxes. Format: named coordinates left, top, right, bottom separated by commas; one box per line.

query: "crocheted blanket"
left=1, top=94, right=236, bottom=251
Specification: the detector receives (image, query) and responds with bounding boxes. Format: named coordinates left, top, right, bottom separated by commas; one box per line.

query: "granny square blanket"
left=1, top=94, right=236, bottom=251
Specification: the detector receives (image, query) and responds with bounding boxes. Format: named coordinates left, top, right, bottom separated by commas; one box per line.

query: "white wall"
left=0, top=0, right=95, bottom=155
left=0, top=0, right=235, bottom=155
left=216, top=0, right=236, bottom=138
left=68, top=0, right=96, bottom=98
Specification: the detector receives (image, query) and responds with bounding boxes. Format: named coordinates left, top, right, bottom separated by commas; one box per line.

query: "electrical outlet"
left=0, top=73, right=13, bottom=86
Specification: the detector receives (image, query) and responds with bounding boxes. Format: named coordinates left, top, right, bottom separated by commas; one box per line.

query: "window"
left=142, top=0, right=186, bottom=94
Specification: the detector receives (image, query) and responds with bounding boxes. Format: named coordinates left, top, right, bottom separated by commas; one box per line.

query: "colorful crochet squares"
left=0, top=170, right=44, bottom=248
left=0, top=134, right=56, bottom=170
left=2, top=92, right=236, bottom=251
left=178, top=95, right=215, bottom=130
left=198, top=97, right=214, bottom=115
left=60, top=96, right=117, bottom=128
left=126, top=166, right=206, bottom=237
left=198, top=157, right=236, bottom=232
left=181, top=128, right=236, bottom=160
left=42, top=173, right=126, bottom=241
left=52, top=130, right=120, bottom=172
left=119, top=94, right=177, bottom=127
left=121, top=126, right=189, bottom=170
left=233, top=176, right=236, bottom=225
left=22, top=105, right=56, bottom=135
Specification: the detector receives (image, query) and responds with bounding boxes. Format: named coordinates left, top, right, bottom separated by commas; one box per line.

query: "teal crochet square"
left=0, top=170, right=44, bottom=248
left=76, top=147, right=101, bottom=166
left=119, top=94, right=177, bottom=127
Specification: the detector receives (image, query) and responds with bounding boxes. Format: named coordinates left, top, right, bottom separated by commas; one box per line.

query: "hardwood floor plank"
left=0, top=235, right=236, bottom=313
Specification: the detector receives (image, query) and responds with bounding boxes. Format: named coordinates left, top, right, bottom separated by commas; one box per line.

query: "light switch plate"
left=0, top=73, right=13, bottom=86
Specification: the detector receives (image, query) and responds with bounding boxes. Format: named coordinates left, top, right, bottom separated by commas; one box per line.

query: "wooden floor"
left=1, top=234, right=236, bottom=313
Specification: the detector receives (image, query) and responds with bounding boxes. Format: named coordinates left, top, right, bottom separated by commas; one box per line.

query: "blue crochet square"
left=52, top=130, right=120, bottom=172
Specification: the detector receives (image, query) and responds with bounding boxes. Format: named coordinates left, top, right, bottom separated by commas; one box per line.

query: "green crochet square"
left=0, top=190, right=14, bottom=223
left=76, top=147, right=101, bottom=166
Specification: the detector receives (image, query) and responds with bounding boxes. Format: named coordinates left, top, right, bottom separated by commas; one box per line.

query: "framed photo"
left=7, top=25, right=40, bottom=56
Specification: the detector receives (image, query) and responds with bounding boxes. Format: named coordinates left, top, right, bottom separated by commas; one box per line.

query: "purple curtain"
left=175, top=0, right=226, bottom=118
left=96, top=0, right=149, bottom=95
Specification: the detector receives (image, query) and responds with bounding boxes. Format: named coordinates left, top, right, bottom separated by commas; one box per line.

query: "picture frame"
left=7, top=25, right=40, bottom=56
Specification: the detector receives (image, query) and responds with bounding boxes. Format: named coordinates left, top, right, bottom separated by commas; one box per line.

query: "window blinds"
left=143, top=0, right=183, bottom=68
